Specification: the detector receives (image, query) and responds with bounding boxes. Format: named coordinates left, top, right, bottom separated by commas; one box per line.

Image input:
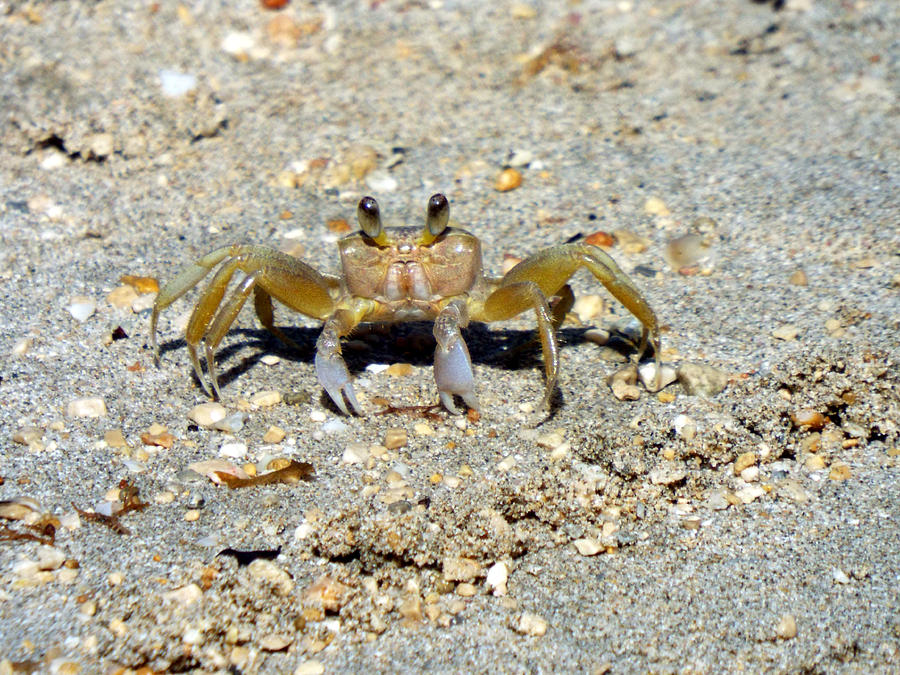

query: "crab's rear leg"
left=498, top=243, right=661, bottom=389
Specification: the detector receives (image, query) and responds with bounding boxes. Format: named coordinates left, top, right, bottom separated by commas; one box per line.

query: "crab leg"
left=470, top=280, right=559, bottom=408
left=314, top=302, right=372, bottom=415
left=492, top=243, right=661, bottom=390
left=433, top=299, right=479, bottom=414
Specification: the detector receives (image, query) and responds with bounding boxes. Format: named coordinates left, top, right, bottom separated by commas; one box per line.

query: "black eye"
left=357, top=196, right=383, bottom=239
left=425, top=193, right=449, bottom=237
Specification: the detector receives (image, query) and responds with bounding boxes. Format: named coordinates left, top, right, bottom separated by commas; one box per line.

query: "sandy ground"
left=0, top=0, right=898, bottom=672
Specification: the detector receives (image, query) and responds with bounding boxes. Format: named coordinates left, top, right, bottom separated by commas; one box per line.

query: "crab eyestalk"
left=419, top=193, right=450, bottom=246
left=357, top=196, right=389, bottom=246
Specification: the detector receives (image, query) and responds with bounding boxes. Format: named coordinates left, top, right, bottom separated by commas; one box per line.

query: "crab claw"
left=433, top=302, right=479, bottom=415
left=315, top=351, right=362, bottom=416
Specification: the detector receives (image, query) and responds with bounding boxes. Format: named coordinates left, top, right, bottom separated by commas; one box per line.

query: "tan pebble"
left=249, top=559, right=294, bottom=595
left=681, top=516, right=702, bottom=530
left=511, top=3, right=537, bottom=18
left=145, top=422, right=167, bottom=436
left=163, top=583, right=203, bottom=607
left=639, top=363, right=678, bottom=392
left=54, top=664, right=80, bottom=675
left=188, top=402, right=227, bottom=427
left=261, top=354, right=281, bottom=366
left=66, top=397, right=107, bottom=418
left=778, top=480, right=808, bottom=503
left=343, top=443, right=369, bottom=464
left=294, top=660, right=325, bottom=675
left=260, top=634, right=293, bottom=652
left=12, top=426, right=42, bottom=445
left=80, top=600, right=97, bottom=616
left=456, top=582, right=477, bottom=597
left=303, top=575, right=351, bottom=611
left=448, top=599, right=466, bottom=615
left=383, top=428, right=408, bottom=449
left=398, top=596, right=423, bottom=621
left=516, top=612, right=548, bottom=636
left=243, top=463, right=258, bottom=477
left=789, top=268, right=808, bottom=286
left=791, top=409, right=827, bottom=430
left=536, top=431, right=564, bottom=449
left=443, top=557, right=481, bottom=582
left=771, top=324, right=801, bottom=341
left=573, top=294, right=604, bottom=322
left=735, top=485, right=765, bottom=504
left=429, top=473, right=443, bottom=484
left=776, top=614, right=797, bottom=639
left=614, top=229, right=650, bottom=254
left=57, top=567, right=78, bottom=584
left=104, top=488, right=121, bottom=502
left=106, top=285, right=139, bottom=309
left=444, top=475, right=461, bottom=488
left=36, top=545, right=66, bottom=571
left=497, top=456, right=516, bottom=471
left=264, top=457, right=288, bottom=471
left=733, top=451, right=757, bottom=475
left=657, top=391, right=676, bottom=403
left=103, top=429, right=127, bottom=448
left=413, top=422, right=434, bottom=436
left=386, top=363, right=414, bottom=377
left=458, top=464, right=474, bottom=478
left=250, top=390, right=282, bottom=407
left=573, top=538, right=603, bottom=556
left=184, top=509, right=200, bottom=522
left=502, top=253, right=523, bottom=274
left=644, top=196, right=670, bottom=216
left=805, top=454, right=827, bottom=471
left=662, top=447, right=676, bottom=461
left=182, top=627, right=203, bottom=645
left=676, top=362, right=729, bottom=396
left=829, top=462, right=851, bottom=481
left=425, top=604, right=442, bottom=621
left=108, top=572, right=124, bottom=586
left=672, top=414, right=696, bottom=441
left=649, top=465, right=687, bottom=485
left=154, top=491, right=175, bottom=504
left=263, top=426, right=286, bottom=444
left=108, top=618, right=127, bottom=637
left=494, top=167, right=523, bottom=192
left=87, top=132, right=114, bottom=158
left=610, top=378, right=641, bottom=401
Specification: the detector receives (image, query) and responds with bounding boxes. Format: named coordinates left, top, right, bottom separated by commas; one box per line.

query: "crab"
left=151, top=193, right=661, bottom=415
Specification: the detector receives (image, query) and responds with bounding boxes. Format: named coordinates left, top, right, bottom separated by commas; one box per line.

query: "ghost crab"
left=151, top=193, right=660, bottom=415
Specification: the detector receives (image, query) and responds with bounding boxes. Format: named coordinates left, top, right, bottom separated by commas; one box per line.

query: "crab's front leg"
left=433, top=299, right=479, bottom=415
left=314, top=301, right=373, bottom=415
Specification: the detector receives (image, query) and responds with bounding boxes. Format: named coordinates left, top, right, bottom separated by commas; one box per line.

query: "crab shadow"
left=154, top=321, right=643, bottom=416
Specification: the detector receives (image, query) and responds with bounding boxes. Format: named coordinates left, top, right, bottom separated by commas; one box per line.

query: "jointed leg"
left=471, top=280, right=559, bottom=408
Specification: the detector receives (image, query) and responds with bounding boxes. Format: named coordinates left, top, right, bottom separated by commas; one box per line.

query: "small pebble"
left=832, top=567, right=851, bottom=584
left=735, top=485, right=765, bottom=504
left=609, top=367, right=641, bottom=401
left=250, top=390, right=282, bottom=407
left=573, top=538, right=603, bottom=556
left=219, top=442, right=248, bottom=459
left=733, top=451, right=757, bottom=475
left=584, top=231, right=615, bottom=248
left=13, top=426, right=42, bottom=445
left=163, top=584, right=203, bottom=607
left=108, top=572, right=124, bottom=586
left=789, top=269, right=808, bottom=286
left=184, top=509, right=201, bottom=522
left=188, top=403, right=227, bottom=427
left=365, top=171, right=398, bottom=193
left=159, top=69, right=197, bottom=98
left=829, top=462, right=851, bottom=481
left=294, top=661, right=325, bottom=675
left=638, top=362, right=677, bottom=392
left=12, top=337, right=32, bottom=356
left=486, top=562, right=509, bottom=596
left=384, top=428, right=408, bottom=449
left=516, top=612, right=548, bottom=637
left=644, top=196, right=671, bottom=216
left=263, top=426, right=286, bottom=444
left=805, top=454, right=827, bottom=471
left=342, top=443, right=369, bottom=464
left=494, top=167, right=522, bottom=192
left=776, top=614, right=797, bottom=639
left=66, top=397, right=107, bottom=418
left=443, top=557, right=481, bottom=582
left=649, top=466, right=687, bottom=486
left=260, top=634, right=293, bottom=652
left=250, top=559, right=295, bottom=595
left=672, top=414, right=696, bottom=441
left=572, top=294, right=604, bottom=322
left=322, top=418, right=350, bottom=434
left=107, top=285, right=139, bottom=309
left=771, top=324, right=801, bottom=341
left=214, top=412, right=247, bottom=434
left=413, top=422, right=434, bottom=436
left=676, top=363, right=729, bottom=396
left=791, top=409, right=827, bottom=430
left=36, top=545, right=66, bottom=571
left=740, top=466, right=760, bottom=482
left=386, top=363, right=413, bottom=377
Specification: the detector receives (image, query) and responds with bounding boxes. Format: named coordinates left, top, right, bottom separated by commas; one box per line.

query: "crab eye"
left=357, top=196, right=383, bottom=240
left=425, top=193, right=450, bottom=237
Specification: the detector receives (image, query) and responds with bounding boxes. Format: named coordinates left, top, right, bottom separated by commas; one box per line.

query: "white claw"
left=315, top=352, right=362, bottom=415
left=434, top=337, right=479, bottom=415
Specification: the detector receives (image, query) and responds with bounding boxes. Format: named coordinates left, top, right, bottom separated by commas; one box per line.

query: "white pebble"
left=66, top=397, right=107, bottom=418
left=740, top=466, right=759, bottom=482
left=486, top=561, right=509, bottom=595
left=261, top=354, right=281, bottom=366
left=250, top=390, right=282, bottom=407
left=365, top=363, right=390, bottom=374
left=12, top=337, right=32, bottom=356
left=68, top=300, right=96, bottom=323
left=365, top=171, right=398, bottom=192
left=516, top=612, right=548, bottom=636
left=159, top=69, right=197, bottom=98
left=294, top=661, right=325, bottom=675
left=37, top=545, right=66, bottom=571
left=221, top=31, right=255, bottom=57
left=322, top=418, right=349, bottom=434
left=310, top=410, right=327, bottom=422
left=832, top=567, right=850, bottom=585
left=342, top=442, right=369, bottom=464
left=213, top=412, right=248, bottom=434
left=219, top=442, right=248, bottom=459
left=188, top=402, right=227, bottom=427
left=638, top=362, right=678, bottom=392
left=573, top=538, right=603, bottom=556
left=672, top=414, right=697, bottom=441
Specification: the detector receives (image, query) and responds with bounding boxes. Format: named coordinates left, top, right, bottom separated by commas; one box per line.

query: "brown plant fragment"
left=215, top=460, right=314, bottom=488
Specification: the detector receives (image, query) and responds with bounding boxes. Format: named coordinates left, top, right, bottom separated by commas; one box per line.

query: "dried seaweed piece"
left=118, top=478, right=149, bottom=514
left=72, top=503, right=131, bottom=535
left=217, top=546, right=282, bottom=566
left=214, top=460, right=314, bottom=489
left=375, top=403, right=444, bottom=421
left=0, top=524, right=55, bottom=545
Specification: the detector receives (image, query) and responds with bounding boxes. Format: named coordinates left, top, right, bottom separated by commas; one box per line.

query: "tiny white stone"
left=37, top=545, right=66, bottom=571
left=342, top=442, right=369, bottom=464
left=486, top=561, right=509, bottom=595
left=221, top=31, right=255, bottom=56
left=365, top=363, right=390, bottom=374
left=261, top=354, right=281, bottom=366
left=497, top=456, right=516, bottom=472
left=66, top=397, right=107, bottom=418
left=188, top=402, right=227, bottom=427
left=164, top=583, right=203, bottom=607
left=672, top=414, right=697, bottom=441
left=740, top=466, right=760, bottom=482
left=310, top=410, right=327, bottom=422
left=219, top=442, right=248, bottom=459
left=68, top=301, right=96, bottom=322
left=832, top=567, right=851, bottom=584
left=294, top=660, right=325, bottom=675
left=639, top=362, right=678, bottom=392
left=573, top=538, right=603, bottom=556
left=159, top=69, right=197, bottom=97
left=182, top=627, right=204, bottom=645
left=322, top=418, right=349, bottom=434
left=40, top=151, right=66, bottom=170
left=365, top=171, right=398, bottom=192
